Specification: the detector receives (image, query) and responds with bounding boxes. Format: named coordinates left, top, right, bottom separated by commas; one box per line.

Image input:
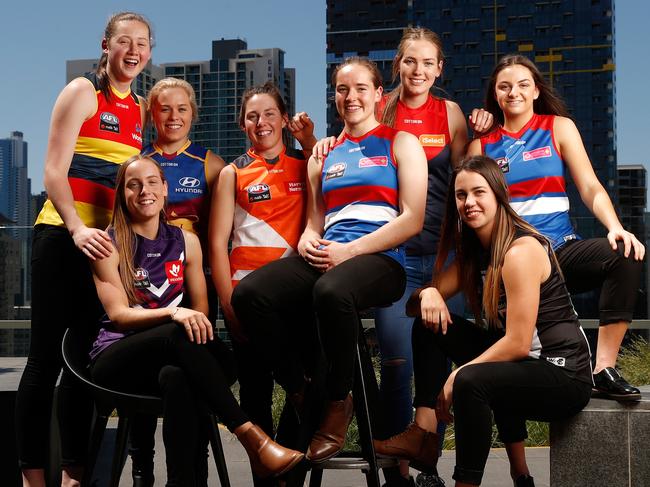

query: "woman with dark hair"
left=209, top=80, right=316, bottom=486
left=15, top=12, right=153, bottom=486
left=468, top=54, right=644, bottom=401
left=88, top=156, right=304, bottom=486
left=231, top=56, right=427, bottom=463
left=406, top=155, right=592, bottom=486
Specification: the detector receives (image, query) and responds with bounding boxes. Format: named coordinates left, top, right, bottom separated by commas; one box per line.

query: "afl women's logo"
left=133, top=267, right=150, bottom=288
left=247, top=183, right=271, bottom=202
left=325, top=162, right=346, bottom=180
left=179, top=177, right=201, bottom=188
left=99, top=112, right=120, bottom=133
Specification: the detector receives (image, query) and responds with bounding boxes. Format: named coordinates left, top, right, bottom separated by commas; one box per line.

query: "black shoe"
left=415, top=472, right=446, bottom=487
left=132, top=467, right=154, bottom=487
left=382, top=475, right=415, bottom=487
left=514, top=474, right=535, bottom=487
left=593, top=367, right=641, bottom=401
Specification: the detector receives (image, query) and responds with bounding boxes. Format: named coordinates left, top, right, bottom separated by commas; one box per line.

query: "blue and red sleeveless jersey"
left=481, top=114, right=579, bottom=249
left=142, top=140, right=211, bottom=239
left=321, top=124, right=404, bottom=265
left=379, top=94, right=452, bottom=255
left=90, top=223, right=185, bottom=359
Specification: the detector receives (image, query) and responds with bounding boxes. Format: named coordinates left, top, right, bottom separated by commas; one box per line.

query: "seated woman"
left=399, top=155, right=592, bottom=486
left=88, top=156, right=303, bottom=486
left=230, top=56, right=427, bottom=463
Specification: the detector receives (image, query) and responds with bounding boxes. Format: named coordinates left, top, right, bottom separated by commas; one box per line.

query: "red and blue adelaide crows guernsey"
left=36, top=74, right=143, bottom=229
left=321, top=124, right=404, bottom=265
left=481, top=114, right=579, bottom=249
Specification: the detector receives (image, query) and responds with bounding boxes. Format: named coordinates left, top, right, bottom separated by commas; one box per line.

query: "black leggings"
left=15, top=224, right=103, bottom=468
left=231, top=254, right=406, bottom=400
left=556, top=238, right=642, bottom=324
left=412, top=317, right=591, bottom=485
left=90, top=323, right=247, bottom=485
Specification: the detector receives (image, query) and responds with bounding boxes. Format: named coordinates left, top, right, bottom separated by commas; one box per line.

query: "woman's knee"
left=312, top=276, right=353, bottom=312
left=453, top=364, right=487, bottom=403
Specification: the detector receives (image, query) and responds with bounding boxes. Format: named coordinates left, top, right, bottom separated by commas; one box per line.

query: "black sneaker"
left=514, top=474, right=535, bottom=487
left=415, top=472, right=446, bottom=487
left=593, top=367, right=641, bottom=401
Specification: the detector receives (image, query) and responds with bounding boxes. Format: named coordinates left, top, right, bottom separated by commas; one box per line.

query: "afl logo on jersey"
left=99, top=112, right=120, bottom=133
left=496, top=157, right=510, bottom=173
left=247, top=183, right=271, bottom=203
left=133, top=267, right=150, bottom=288
left=325, top=162, right=346, bottom=181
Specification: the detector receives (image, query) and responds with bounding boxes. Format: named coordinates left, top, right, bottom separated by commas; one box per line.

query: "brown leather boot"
left=236, top=423, right=304, bottom=478
left=306, top=394, right=354, bottom=463
left=373, top=422, right=438, bottom=471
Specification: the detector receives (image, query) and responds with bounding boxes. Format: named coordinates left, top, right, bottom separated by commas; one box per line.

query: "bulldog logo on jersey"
left=133, top=267, right=150, bottom=288
left=99, top=112, right=120, bottom=133
left=247, top=183, right=271, bottom=203
left=165, top=260, right=184, bottom=284
left=496, top=157, right=510, bottom=173
left=325, top=162, right=346, bottom=180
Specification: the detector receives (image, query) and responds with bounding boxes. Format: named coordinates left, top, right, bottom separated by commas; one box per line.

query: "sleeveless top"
left=481, top=114, right=579, bottom=249
left=379, top=95, right=452, bottom=255
left=36, top=74, right=142, bottom=229
left=90, top=223, right=185, bottom=360
left=229, top=146, right=307, bottom=286
left=142, top=141, right=211, bottom=239
left=321, top=124, right=404, bottom=266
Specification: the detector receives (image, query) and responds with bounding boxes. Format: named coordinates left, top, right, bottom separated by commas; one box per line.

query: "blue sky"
left=0, top=0, right=646, bottom=193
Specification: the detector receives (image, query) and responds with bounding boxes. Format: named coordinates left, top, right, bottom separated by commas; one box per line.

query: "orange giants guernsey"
left=35, top=74, right=143, bottom=229
left=229, top=146, right=307, bottom=286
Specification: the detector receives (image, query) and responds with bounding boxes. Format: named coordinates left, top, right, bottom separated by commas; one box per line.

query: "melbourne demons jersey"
left=229, top=147, right=307, bottom=285
left=380, top=95, right=452, bottom=255
left=481, top=114, right=578, bottom=249
left=36, top=74, right=143, bottom=229
left=90, top=223, right=185, bottom=359
left=322, top=124, right=404, bottom=265
left=142, top=141, right=211, bottom=238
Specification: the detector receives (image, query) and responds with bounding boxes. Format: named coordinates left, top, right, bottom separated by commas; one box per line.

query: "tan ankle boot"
left=373, top=422, right=438, bottom=471
left=306, top=394, right=353, bottom=463
left=237, top=424, right=304, bottom=478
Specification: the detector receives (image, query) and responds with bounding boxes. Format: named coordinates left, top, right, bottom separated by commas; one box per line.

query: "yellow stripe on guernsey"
left=75, top=136, right=141, bottom=164
left=35, top=200, right=113, bottom=230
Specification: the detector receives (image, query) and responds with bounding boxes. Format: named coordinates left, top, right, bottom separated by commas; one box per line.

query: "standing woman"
left=209, top=81, right=316, bottom=486
left=230, top=57, right=427, bottom=463
left=15, top=12, right=153, bottom=486
left=468, top=54, right=644, bottom=400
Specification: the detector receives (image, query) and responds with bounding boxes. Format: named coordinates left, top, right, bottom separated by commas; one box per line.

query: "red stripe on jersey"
left=324, top=185, right=398, bottom=209
left=69, top=177, right=116, bottom=209
left=509, top=176, right=566, bottom=198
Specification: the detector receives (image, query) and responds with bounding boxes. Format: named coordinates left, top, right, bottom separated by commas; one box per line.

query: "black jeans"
left=412, top=317, right=592, bottom=485
left=232, top=254, right=405, bottom=400
left=556, top=238, right=643, bottom=324
left=90, top=322, right=246, bottom=486
left=15, top=224, right=103, bottom=468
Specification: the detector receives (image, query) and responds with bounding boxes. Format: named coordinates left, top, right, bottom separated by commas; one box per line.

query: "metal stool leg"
left=82, top=407, right=109, bottom=486
left=308, top=466, right=324, bottom=487
left=109, top=415, right=130, bottom=487
left=208, top=416, right=231, bottom=487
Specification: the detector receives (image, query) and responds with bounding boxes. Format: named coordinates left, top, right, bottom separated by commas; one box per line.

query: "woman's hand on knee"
left=419, top=287, right=452, bottom=333
left=171, top=307, right=214, bottom=344
left=607, top=228, right=645, bottom=260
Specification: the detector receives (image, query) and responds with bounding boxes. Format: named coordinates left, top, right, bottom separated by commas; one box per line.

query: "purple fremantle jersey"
left=90, top=223, right=186, bottom=360
left=321, top=124, right=404, bottom=265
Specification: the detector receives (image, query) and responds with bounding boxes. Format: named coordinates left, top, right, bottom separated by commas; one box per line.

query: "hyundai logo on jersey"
left=179, top=177, right=201, bottom=188
left=247, top=183, right=271, bottom=202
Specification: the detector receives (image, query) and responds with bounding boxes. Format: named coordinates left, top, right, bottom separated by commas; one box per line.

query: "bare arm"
left=406, top=260, right=461, bottom=330
left=297, top=155, right=329, bottom=270
left=205, top=150, right=226, bottom=192
left=555, top=116, right=644, bottom=259
left=446, top=100, right=469, bottom=167
left=466, top=138, right=484, bottom=157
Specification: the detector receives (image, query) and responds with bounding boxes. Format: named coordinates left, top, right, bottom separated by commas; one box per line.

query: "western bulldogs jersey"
left=322, top=124, right=404, bottom=265
left=90, top=223, right=185, bottom=359
left=481, top=114, right=579, bottom=249
left=142, top=141, right=211, bottom=238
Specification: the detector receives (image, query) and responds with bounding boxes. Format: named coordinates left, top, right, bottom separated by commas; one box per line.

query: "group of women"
left=15, top=10, right=643, bottom=487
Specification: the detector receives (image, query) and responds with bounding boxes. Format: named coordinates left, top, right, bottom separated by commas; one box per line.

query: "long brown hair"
left=111, top=156, right=167, bottom=305
left=382, top=27, right=445, bottom=128
left=485, top=54, right=571, bottom=127
left=434, top=155, right=554, bottom=327
left=96, top=12, right=154, bottom=101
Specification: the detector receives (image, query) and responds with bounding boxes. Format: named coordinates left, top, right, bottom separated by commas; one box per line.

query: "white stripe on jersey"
left=510, top=196, right=570, bottom=217
left=528, top=328, right=542, bottom=359
left=324, top=203, right=398, bottom=230
left=231, top=204, right=295, bottom=252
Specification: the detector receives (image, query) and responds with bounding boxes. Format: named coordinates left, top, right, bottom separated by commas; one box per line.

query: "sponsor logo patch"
left=179, top=177, right=201, bottom=188
left=359, top=156, right=388, bottom=168
left=285, top=181, right=305, bottom=194
left=325, top=162, right=346, bottom=180
left=247, top=183, right=271, bottom=202
left=133, top=267, right=150, bottom=288
left=419, top=134, right=446, bottom=147
left=165, top=260, right=184, bottom=284
left=523, top=146, right=552, bottom=161
left=496, top=157, right=510, bottom=173
left=99, top=112, right=120, bottom=133
left=546, top=357, right=566, bottom=367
